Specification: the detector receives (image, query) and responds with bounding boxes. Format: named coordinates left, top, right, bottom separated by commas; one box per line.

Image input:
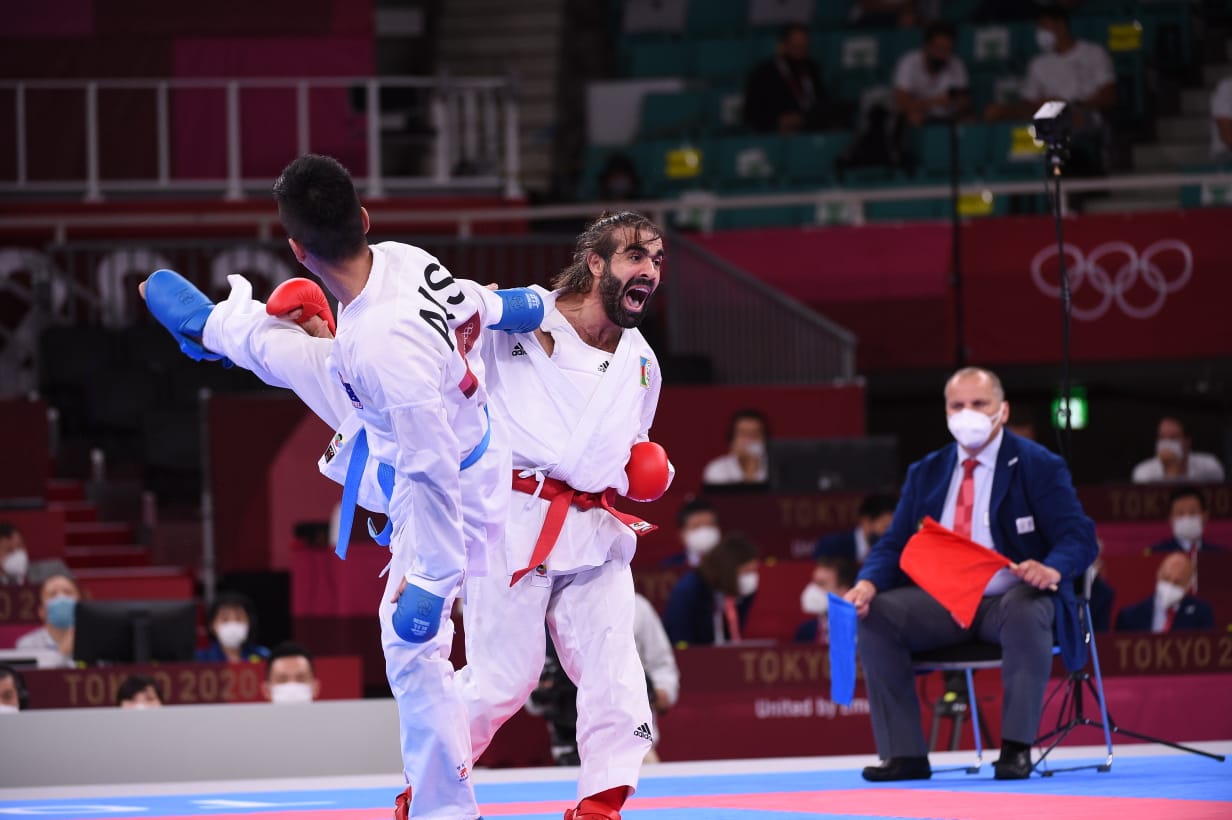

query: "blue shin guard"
left=392, top=583, right=446, bottom=643
left=145, top=269, right=231, bottom=365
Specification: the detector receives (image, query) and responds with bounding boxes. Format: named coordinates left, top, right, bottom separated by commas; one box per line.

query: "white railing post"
left=483, top=88, right=499, bottom=170
left=156, top=81, right=170, bottom=188
left=296, top=81, right=310, bottom=157
left=462, top=87, right=479, bottom=171
left=85, top=82, right=102, bottom=202
left=366, top=78, right=383, bottom=198
left=225, top=81, right=243, bottom=200
left=15, top=82, right=26, bottom=188
left=431, top=89, right=450, bottom=183
left=502, top=90, right=522, bottom=199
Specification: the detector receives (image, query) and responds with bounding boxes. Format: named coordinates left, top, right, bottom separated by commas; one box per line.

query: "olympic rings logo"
left=1029, top=239, right=1193, bottom=321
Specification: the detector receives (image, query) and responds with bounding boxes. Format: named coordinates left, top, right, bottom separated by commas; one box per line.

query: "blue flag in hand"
left=828, top=592, right=858, bottom=706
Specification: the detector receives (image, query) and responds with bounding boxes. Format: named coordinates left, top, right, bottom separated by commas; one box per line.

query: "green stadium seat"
left=714, top=134, right=786, bottom=191
left=627, top=40, right=691, bottom=77
left=636, top=138, right=716, bottom=196
left=913, top=123, right=992, bottom=180
left=693, top=38, right=761, bottom=87
left=638, top=90, right=709, bottom=140
left=811, top=0, right=851, bottom=30
left=783, top=131, right=849, bottom=185
left=714, top=205, right=811, bottom=230
left=686, top=0, right=749, bottom=37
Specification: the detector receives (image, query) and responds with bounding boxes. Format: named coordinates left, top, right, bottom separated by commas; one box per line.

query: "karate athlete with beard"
left=454, top=211, right=670, bottom=820
left=141, top=154, right=548, bottom=820
left=145, top=210, right=671, bottom=820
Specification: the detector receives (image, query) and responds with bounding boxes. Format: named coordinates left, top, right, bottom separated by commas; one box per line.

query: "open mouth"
left=623, top=285, right=652, bottom=311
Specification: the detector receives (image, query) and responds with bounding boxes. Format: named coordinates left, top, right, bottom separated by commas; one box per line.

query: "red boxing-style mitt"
left=266, top=277, right=336, bottom=335
left=624, top=441, right=671, bottom=502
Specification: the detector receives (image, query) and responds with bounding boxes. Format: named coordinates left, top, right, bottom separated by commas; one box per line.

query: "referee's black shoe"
left=862, top=756, right=932, bottom=782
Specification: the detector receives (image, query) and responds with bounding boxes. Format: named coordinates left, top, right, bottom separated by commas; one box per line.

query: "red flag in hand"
left=899, top=517, right=1011, bottom=628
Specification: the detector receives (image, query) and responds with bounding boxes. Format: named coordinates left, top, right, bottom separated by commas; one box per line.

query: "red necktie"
left=1163, top=605, right=1178, bottom=632
left=723, top=597, right=742, bottom=643
left=953, top=458, right=979, bottom=540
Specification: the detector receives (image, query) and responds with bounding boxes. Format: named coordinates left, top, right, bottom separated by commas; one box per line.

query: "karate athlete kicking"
left=145, top=209, right=670, bottom=820
left=142, top=154, right=546, bottom=820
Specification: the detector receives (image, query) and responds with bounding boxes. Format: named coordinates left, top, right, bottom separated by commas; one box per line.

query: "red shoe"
left=563, top=808, right=620, bottom=820
left=393, top=786, right=412, bottom=820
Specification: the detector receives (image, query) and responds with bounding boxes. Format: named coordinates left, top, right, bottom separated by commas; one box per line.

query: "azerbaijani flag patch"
left=639, top=356, right=651, bottom=388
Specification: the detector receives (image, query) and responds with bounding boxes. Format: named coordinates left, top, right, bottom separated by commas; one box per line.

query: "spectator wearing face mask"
left=16, top=573, right=80, bottom=668
left=195, top=591, right=270, bottom=663
left=662, top=534, right=760, bottom=646
left=1132, top=417, right=1226, bottom=484
left=0, top=522, right=70, bottom=587
left=795, top=555, right=857, bottom=644
left=263, top=641, right=320, bottom=704
left=984, top=7, right=1116, bottom=176
left=814, top=494, right=897, bottom=564
left=703, top=409, right=770, bottom=486
left=1149, top=486, right=1227, bottom=558
left=0, top=664, right=28, bottom=713
left=893, top=21, right=970, bottom=127
left=116, top=674, right=165, bottom=709
left=1115, top=553, right=1213, bottom=633
left=661, top=498, right=721, bottom=568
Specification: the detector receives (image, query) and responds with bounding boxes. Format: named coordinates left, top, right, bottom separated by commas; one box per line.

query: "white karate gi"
left=205, top=277, right=669, bottom=806
left=456, top=286, right=669, bottom=802
left=203, top=241, right=511, bottom=820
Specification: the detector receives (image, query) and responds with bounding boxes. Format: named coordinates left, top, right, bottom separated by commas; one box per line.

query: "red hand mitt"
left=267, top=277, right=336, bottom=335
left=624, top=441, right=670, bottom=502
left=899, top=517, right=1012, bottom=628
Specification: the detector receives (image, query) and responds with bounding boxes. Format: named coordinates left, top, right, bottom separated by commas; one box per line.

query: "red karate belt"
left=509, top=471, right=657, bottom=587
left=899, top=516, right=1012, bottom=628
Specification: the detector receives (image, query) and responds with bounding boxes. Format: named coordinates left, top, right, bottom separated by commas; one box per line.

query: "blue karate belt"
left=334, top=405, right=492, bottom=559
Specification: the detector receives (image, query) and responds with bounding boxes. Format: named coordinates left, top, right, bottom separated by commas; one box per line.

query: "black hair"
left=923, top=20, right=956, bottom=43
left=115, top=673, right=163, bottom=706
left=272, top=154, right=367, bottom=264
left=551, top=211, right=663, bottom=294
left=677, top=497, right=717, bottom=530
left=207, top=590, right=258, bottom=640
left=0, top=664, right=29, bottom=710
left=1169, top=485, right=1206, bottom=513
left=727, top=408, right=770, bottom=444
left=266, top=640, right=315, bottom=680
left=857, top=493, right=898, bottom=521
left=814, top=554, right=858, bottom=590
left=0, top=522, right=17, bottom=539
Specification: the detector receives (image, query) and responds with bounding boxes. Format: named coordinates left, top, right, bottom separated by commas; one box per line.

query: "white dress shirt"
left=939, top=429, right=1020, bottom=596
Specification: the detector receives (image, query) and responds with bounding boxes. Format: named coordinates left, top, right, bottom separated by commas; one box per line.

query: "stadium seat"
left=714, top=134, right=785, bottom=191
left=748, top=0, right=812, bottom=30
left=692, top=37, right=761, bottom=87
left=913, top=123, right=992, bottom=180
left=639, top=90, right=710, bottom=140
left=627, top=40, right=690, bottom=78
left=622, top=0, right=688, bottom=35
left=685, top=0, right=749, bottom=37
left=783, top=131, right=849, bottom=185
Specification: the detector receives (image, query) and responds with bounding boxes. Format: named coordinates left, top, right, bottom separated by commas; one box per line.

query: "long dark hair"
left=551, top=211, right=662, bottom=294
left=699, top=534, right=760, bottom=597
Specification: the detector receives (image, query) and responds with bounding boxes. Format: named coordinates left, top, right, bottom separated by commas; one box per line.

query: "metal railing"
left=0, top=75, right=522, bottom=201
left=2, top=230, right=856, bottom=395
left=665, top=233, right=855, bottom=384
left=3, top=171, right=1229, bottom=243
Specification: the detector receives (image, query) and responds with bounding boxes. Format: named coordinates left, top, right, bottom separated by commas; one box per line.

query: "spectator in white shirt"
left=1132, top=416, right=1226, bottom=484
left=985, top=8, right=1116, bottom=174
left=894, top=21, right=971, bottom=126
left=1211, top=76, right=1232, bottom=163
left=702, top=409, right=770, bottom=486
